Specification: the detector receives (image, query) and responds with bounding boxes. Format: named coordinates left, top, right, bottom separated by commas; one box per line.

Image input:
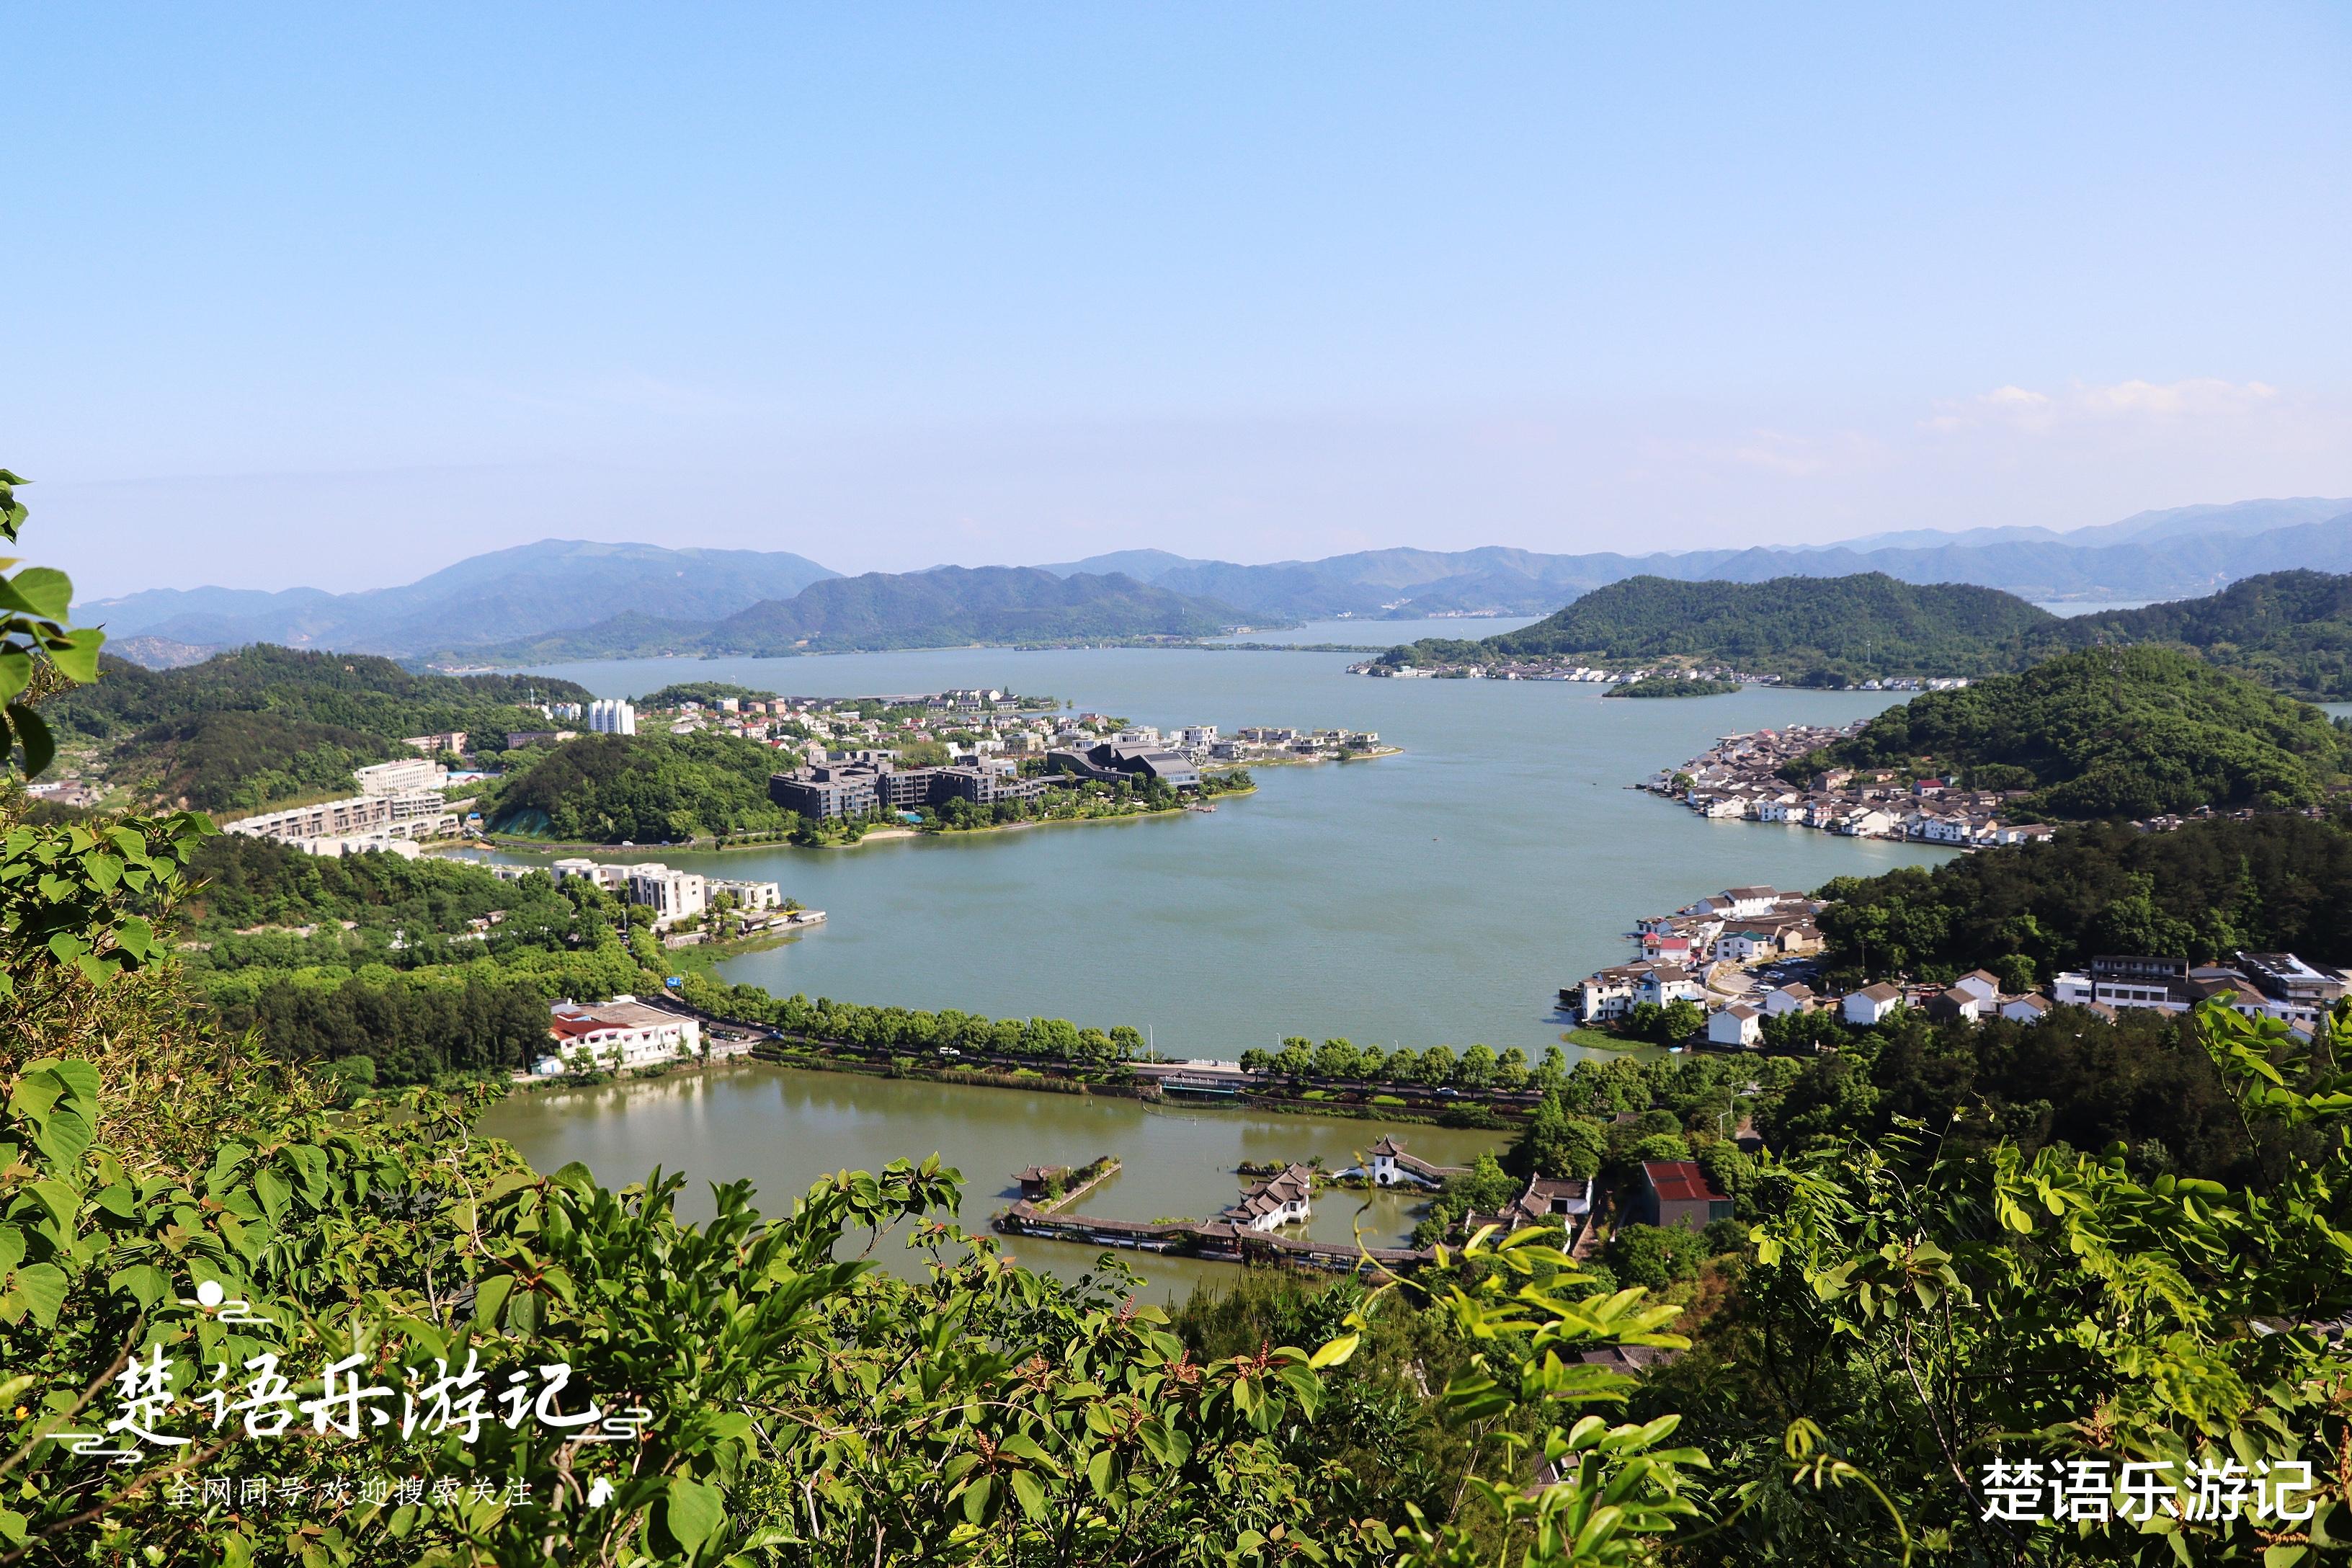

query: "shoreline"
left=453, top=783, right=1262, bottom=859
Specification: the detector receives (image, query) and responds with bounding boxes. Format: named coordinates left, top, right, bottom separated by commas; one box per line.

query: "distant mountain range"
left=79, top=540, right=838, bottom=659
left=75, top=496, right=2352, bottom=666
left=454, top=566, right=1237, bottom=662
left=1042, top=497, right=2352, bottom=618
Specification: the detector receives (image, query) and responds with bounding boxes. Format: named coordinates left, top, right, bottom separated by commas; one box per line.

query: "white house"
left=1842, top=982, right=1903, bottom=1026
left=1716, top=927, right=1780, bottom=964
left=625, top=864, right=708, bottom=929
left=1707, top=1002, right=1763, bottom=1048
left=1951, top=969, right=2003, bottom=1004
left=708, top=877, right=783, bottom=912
left=1635, top=966, right=1706, bottom=1008
left=543, top=996, right=701, bottom=1073
left=1763, top=984, right=1817, bottom=1017
left=2000, top=993, right=2054, bottom=1025
left=1223, top=1164, right=1314, bottom=1231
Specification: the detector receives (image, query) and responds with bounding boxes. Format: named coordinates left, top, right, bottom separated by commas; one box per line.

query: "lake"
left=489, top=638, right=1948, bottom=1058
left=476, top=637, right=1954, bottom=1287
left=484, top=1060, right=1507, bottom=1299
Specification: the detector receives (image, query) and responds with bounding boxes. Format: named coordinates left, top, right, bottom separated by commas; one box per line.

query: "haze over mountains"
left=77, top=496, right=2352, bottom=665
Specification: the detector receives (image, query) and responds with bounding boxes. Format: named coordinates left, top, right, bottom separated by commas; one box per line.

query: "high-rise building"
left=588, top=699, right=638, bottom=736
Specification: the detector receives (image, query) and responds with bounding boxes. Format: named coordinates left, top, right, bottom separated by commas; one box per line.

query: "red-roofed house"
left=1634, top=1160, right=1734, bottom=1233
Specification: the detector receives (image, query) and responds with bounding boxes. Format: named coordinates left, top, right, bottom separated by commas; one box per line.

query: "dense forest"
left=1383, top=572, right=2068, bottom=677
left=476, top=729, right=794, bottom=842
left=1810, top=811, right=2352, bottom=982
left=43, top=644, right=591, bottom=812
left=2066, top=568, right=2352, bottom=699
left=1787, top=645, right=2352, bottom=818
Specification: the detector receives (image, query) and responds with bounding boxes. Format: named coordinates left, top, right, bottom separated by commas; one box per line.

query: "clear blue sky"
left=12, top=4, right=2351, bottom=597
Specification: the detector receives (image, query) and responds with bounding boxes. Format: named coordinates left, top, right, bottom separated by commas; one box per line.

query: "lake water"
left=484, top=1061, right=1505, bottom=1299
left=494, top=644, right=1948, bottom=1057
left=475, top=641, right=1956, bottom=1288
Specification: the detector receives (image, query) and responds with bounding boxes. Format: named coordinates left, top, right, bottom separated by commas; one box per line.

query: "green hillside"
left=475, top=731, right=791, bottom=842
left=1812, top=812, right=2352, bottom=982
left=1383, top=572, right=2066, bottom=679
left=45, top=644, right=592, bottom=813
left=1788, top=645, right=2352, bottom=819
left=458, top=566, right=1239, bottom=662
left=2064, top=569, right=2352, bottom=699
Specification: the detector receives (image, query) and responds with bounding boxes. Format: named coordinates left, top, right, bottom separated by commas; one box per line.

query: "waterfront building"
left=768, top=758, right=1051, bottom=820
left=1706, top=1002, right=1762, bottom=1048
left=588, top=699, right=638, bottom=736
left=1222, top=1164, right=1314, bottom=1232
left=625, top=864, right=707, bottom=928
left=537, top=995, right=700, bottom=1074
left=708, top=878, right=783, bottom=912
left=1361, top=1135, right=1468, bottom=1189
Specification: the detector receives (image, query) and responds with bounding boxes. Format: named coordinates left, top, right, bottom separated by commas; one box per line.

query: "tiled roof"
left=1642, top=1160, right=1727, bottom=1205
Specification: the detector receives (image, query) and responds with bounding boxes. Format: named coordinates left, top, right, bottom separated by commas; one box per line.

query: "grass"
left=1562, top=1026, right=1644, bottom=1052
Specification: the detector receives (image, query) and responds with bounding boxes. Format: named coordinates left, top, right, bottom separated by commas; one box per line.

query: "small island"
left=1604, top=675, right=1742, bottom=699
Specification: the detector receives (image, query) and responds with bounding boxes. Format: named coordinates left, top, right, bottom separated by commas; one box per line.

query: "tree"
left=1453, top=1042, right=1498, bottom=1090
left=1515, top=1093, right=1606, bottom=1180
left=1603, top=1222, right=1706, bottom=1290
left=1658, top=998, right=1705, bottom=1043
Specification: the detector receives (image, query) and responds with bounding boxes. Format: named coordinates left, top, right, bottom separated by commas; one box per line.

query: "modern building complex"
left=224, top=757, right=461, bottom=852
left=533, top=995, right=701, bottom=1075
left=767, top=756, right=1052, bottom=820
left=587, top=699, right=638, bottom=736
left=1045, top=740, right=1201, bottom=790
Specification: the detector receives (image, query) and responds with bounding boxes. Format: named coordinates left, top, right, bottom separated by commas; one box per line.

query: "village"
left=1562, top=881, right=2349, bottom=1050
left=1641, top=721, right=2059, bottom=847
left=1348, top=655, right=1977, bottom=689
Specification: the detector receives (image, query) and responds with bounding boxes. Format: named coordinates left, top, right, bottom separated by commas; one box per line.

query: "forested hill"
left=1811, top=811, right=2352, bottom=984
left=1787, top=645, right=2352, bottom=819
left=2061, top=569, right=2352, bottom=700
left=1384, top=573, right=2067, bottom=679
left=45, top=645, right=592, bottom=814
left=458, top=566, right=1240, bottom=662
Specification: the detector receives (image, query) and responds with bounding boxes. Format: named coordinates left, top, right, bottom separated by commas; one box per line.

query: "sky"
left=10, top=5, right=2352, bottom=599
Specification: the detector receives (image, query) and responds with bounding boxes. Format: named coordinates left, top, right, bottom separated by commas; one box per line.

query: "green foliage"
left=478, top=730, right=793, bottom=842
left=1814, top=811, right=2352, bottom=979
left=43, top=642, right=592, bottom=811
left=1515, top=1094, right=1607, bottom=1180
left=2067, top=567, right=2352, bottom=699
left=1602, top=1224, right=1706, bottom=1291
left=0, top=471, right=105, bottom=777
left=1793, top=645, right=2352, bottom=819
left=634, top=681, right=778, bottom=708
left=1602, top=674, right=1742, bottom=698
left=1755, top=1002, right=2328, bottom=1190
left=1388, top=571, right=2065, bottom=677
